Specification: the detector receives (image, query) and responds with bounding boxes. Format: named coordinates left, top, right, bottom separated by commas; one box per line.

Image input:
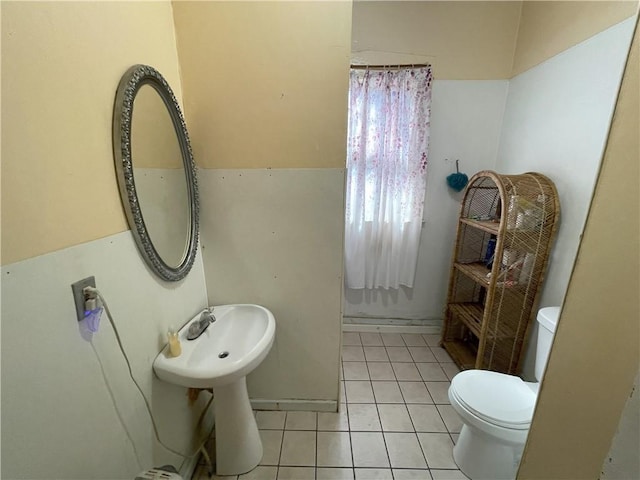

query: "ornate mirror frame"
left=113, top=64, right=199, bottom=282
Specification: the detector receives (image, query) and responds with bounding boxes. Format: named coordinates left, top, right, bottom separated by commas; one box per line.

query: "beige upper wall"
left=352, top=1, right=637, bottom=79
left=512, top=1, right=638, bottom=76
left=518, top=19, right=639, bottom=479
left=1, top=1, right=184, bottom=265
left=352, top=1, right=522, bottom=80
left=171, top=1, right=352, bottom=169
left=4, top=1, right=636, bottom=264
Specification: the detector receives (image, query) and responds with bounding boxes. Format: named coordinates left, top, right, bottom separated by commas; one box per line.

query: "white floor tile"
left=348, top=404, right=382, bottom=431
left=318, top=410, right=350, bottom=431
left=345, top=381, right=375, bottom=403
left=354, top=468, right=393, bottom=479
left=238, top=466, right=277, bottom=479
left=343, top=362, right=370, bottom=380
left=377, top=404, right=414, bottom=432
left=276, top=467, right=315, bottom=480
left=350, top=432, right=390, bottom=468
left=259, top=430, right=283, bottom=466
left=437, top=405, right=463, bottom=433
left=371, top=381, right=403, bottom=403
left=381, top=333, right=404, bottom=346
left=430, top=470, right=469, bottom=480
left=425, top=382, right=451, bottom=404
left=343, top=346, right=366, bottom=361
left=279, top=431, right=316, bottom=466
left=256, top=411, right=286, bottom=430
left=407, top=404, right=447, bottom=432
left=441, top=363, right=461, bottom=381
left=367, top=362, right=396, bottom=381
left=317, top=467, right=356, bottom=480
left=393, top=469, right=433, bottom=479
left=284, top=411, right=317, bottom=430
left=451, top=433, right=460, bottom=445
left=317, top=431, right=353, bottom=467
left=416, top=363, right=448, bottom=382
left=205, top=333, right=468, bottom=480
left=430, top=346, right=454, bottom=363
left=422, top=334, right=441, bottom=347
left=360, top=333, right=383, bottom=346
left=343, top=332, right=362, bottom=346
left=417, top=433, right=457, bottom=469
left=392, top=363, right=422, bottom=381
left=401, top=334, right=427, bottom=346
left=363, top=346, right=389, bottom=362
left=398, top=382, right=434, bottom=404
left=384, top=432, right=428, bottom=468
left=385, top=346, right=413, bottom=362
left=407, top=346, right=437, bottom=363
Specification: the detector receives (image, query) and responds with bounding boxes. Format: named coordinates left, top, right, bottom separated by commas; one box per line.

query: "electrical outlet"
left=71, top=276, right=96, bottom=322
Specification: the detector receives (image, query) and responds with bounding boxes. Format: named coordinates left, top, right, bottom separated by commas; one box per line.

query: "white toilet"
left=448, top=306, right=560, bottom=480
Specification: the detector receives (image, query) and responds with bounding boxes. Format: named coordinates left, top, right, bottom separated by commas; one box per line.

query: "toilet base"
left=453, top=423, right=525, bottom=480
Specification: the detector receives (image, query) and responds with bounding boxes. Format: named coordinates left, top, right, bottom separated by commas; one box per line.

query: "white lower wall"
left=495, top=17, right=636, bottom=378
left=344, top=80, right=508, bottom=321
left=496, top=17, right=636, bottom=309
left=198, top=168, right=345, bottom=404
left=1, top=232, right=209, bottom=479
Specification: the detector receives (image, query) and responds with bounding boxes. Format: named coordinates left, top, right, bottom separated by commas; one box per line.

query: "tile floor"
left=194, top=332, right=468, bottom=480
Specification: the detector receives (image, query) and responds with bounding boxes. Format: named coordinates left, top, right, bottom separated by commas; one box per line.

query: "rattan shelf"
left=448, top=303, right=484, bottom=337
left=441, top=171, right=559, bottom=374
left=453, top=262, right=491, bottom=287
left=459, top=218, right=500, bottom=235
left=442, top=340, right=477, bottom=371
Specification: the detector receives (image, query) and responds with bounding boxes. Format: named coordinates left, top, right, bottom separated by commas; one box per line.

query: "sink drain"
left=218, top=351, right=229, bottom=359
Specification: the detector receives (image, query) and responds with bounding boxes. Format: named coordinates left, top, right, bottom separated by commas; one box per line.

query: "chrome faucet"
left=186, top=307, right=216, bottom=340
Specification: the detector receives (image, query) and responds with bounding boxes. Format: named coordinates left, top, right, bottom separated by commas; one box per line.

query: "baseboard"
left=251, top=399, right=338, bottom=412
left=342, top=319, right=442, bottom=335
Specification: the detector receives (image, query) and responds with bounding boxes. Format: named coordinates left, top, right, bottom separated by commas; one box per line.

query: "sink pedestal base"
left=213, top=376, right=263, bottom=475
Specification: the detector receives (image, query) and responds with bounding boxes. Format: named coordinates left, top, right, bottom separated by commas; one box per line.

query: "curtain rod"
left=350, top=63, right=431, bottom=70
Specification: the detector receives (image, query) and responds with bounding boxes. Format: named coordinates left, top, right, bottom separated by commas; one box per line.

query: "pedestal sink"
left=153, top=304, right=276, bottom=475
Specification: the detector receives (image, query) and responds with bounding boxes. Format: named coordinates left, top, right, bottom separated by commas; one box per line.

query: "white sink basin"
left=154, top=304, right=275, bottom=388
left=153, top=304, right=276, bottom=476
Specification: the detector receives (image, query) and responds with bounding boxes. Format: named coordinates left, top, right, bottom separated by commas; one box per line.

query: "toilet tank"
left=534, top=307, right=561, bottom=381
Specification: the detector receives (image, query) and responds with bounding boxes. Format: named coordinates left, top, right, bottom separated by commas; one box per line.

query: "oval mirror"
left=113, top=65, right=199, bottom=281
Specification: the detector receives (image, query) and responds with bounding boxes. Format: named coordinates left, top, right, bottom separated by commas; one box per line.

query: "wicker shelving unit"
left=441, top=171, right=559, bottom=374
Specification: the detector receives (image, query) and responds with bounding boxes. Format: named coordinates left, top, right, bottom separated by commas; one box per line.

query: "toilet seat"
left=450, top=370, right=537, bottom=430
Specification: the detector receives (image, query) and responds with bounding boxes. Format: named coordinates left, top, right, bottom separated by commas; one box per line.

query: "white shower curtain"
left=344, top=66, right=432, bottom=289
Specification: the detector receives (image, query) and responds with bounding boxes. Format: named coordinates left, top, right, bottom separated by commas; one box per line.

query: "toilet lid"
left=450, top=370, right=536, bottom=429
